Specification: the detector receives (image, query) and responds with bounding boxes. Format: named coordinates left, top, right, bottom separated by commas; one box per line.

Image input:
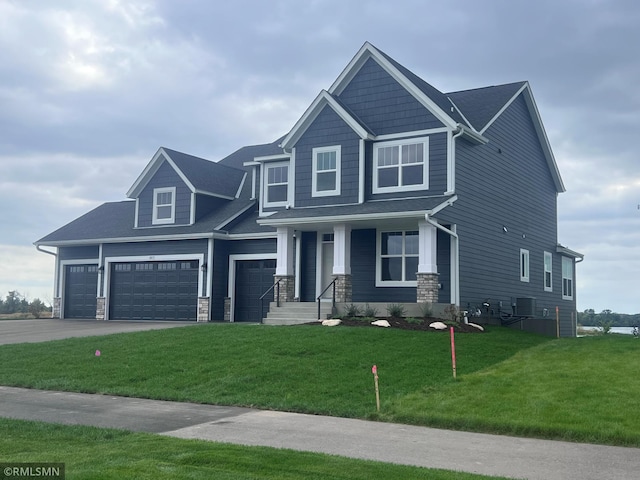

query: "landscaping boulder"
left=322, top=319, right=342, bottom=327
left=429, top=321, right=447, bottom=330
left=371, top=319, right=391, bottom=328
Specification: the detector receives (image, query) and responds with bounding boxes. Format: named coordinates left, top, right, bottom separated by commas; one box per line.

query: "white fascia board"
left=280, top=91, right=371, bottom=150
left=235, top=172, right=247, bottom=198
left=257, top=210, right=428, bottom=227
left=253, top=153, right=291, bottom=162
left=480, top=83, right=565, bottom=193
left=34, top=232, right=226, bottom=247
left=192, top=189, right=235, bottom=201
left=556, top=245, right=584, bottom=260
left=458, top=125, right=489, bottom=145
left=126, top=147, right=197, bottom=198
left=227, top=232, right=278, bottom=240
left=329, top=43, right=457, bottom=130
left=428, top=195, right=458, bottom=216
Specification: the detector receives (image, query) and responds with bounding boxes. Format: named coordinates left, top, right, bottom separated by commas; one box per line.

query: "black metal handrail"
left=316, top=278, right=337, bottom=321
left=259, top=279, right=281, bottom=323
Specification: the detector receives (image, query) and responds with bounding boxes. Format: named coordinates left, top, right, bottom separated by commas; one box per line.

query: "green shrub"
left=362, top=304, right=379, bottom=318
left=419, top=302, right=433, bottom=319
left=386, top=303, right=406, bottom=319
left=343, top=304, right=362, bottom=318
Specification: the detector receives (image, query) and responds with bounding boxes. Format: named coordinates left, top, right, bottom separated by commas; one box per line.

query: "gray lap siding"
left=137, top=159, right=192, bottom=227
left=338, top=57, right=445, bottom=135
left=294, top=106, right=361, bottom=207
left=436, top=93, right=576, bottom=334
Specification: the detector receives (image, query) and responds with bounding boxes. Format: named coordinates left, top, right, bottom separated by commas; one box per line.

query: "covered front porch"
left=270, top=218, right=458, bottom=308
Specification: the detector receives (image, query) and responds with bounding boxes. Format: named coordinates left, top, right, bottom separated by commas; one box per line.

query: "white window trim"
left=544, top=251, right=553, bottom=292
left=312, top=145, right=341, bottom=197
left=562, top=256, right=574, bottom=300
left=152, top=187, right=176, bottom=225
left=372, top=136, right=429, bottom=194
left=376, top=230, right=419, bottom=287
left=520, top=249, right=530, bottom=283
left=263, top=161, right=290, bottom=208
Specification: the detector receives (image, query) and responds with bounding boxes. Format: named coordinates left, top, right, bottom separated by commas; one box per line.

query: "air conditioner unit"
left=515, top=297, right=536, bottom=317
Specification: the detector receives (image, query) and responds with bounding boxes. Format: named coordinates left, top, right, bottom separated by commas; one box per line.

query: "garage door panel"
left=64, top=265, right=99, bottom=319
left=110, top=261, right=198, bottom=321
left=234, top=259, right=276, bottom=322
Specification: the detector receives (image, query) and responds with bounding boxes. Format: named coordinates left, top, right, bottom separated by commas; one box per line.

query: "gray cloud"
left=1, top=0, right=638, bottom=312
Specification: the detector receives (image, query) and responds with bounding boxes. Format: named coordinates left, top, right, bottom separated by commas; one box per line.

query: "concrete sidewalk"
left=1, top=386, right=637, bottom=479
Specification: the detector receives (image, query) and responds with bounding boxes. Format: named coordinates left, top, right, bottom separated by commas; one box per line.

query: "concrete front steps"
left=262, top=302, right=335, bottom=325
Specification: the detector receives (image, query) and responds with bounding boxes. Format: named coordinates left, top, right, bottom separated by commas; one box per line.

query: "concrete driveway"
left=0, top=318, right=199, bottom=345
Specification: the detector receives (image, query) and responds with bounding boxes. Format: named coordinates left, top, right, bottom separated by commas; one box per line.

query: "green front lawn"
left=0, top=324, right=638, bottom=446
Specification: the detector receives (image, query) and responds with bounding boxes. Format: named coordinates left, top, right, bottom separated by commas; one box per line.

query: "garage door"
left=64, top=264, right=98, bottom=319
left=109, top=261, right=198, bottom=321
left=234, top=259, right=276, bottom=322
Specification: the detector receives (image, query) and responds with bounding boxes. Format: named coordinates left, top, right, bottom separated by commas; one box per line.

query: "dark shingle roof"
left=34, top=197, right=264, bottom=245
left=162, top=148, right=245, bottom=198
left=446, top=82, right=526, bottom=131
left=218, top=137, right=286, bottom=170
left=260, top=196, right=454, bottom=224
left=375, top=47, right=467, bottom=127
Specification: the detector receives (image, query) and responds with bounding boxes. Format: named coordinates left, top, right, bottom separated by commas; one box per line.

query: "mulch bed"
left=308, top=317, right=484, bottom=333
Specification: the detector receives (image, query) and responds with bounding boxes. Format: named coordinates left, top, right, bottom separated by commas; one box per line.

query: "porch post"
left=274, top=227, right=295, bottom=302
left=417, top=221, right=439, bottom=303
left=333, top=224, right=352, bottom=303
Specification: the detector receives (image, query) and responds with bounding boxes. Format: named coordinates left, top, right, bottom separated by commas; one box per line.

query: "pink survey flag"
left=372, top=364, right=377, bottom=375
left=95, top=350, right=101, bottom=357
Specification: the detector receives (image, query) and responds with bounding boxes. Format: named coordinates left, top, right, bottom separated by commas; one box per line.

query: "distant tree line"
left=0, top=291, right=51, bottom=318
left=577, top=309, right=640, bottom=328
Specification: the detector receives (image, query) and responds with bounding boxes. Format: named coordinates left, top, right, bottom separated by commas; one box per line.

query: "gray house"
left=35, top=42, right=583, bottom=336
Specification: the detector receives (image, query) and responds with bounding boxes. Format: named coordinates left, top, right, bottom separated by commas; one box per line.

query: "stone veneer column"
left=197, top=297, right=210, bottom=322
left=224, top=297, right=231, bottom=322
left=417, top=273, right=439, bottom=303
left=273, top=275, right=295, bottom=304
left=333, top=274, right=352, bottom=303
left=95, top=297, right=106, bottom=320
left=52, top=297, right=61, bottom=319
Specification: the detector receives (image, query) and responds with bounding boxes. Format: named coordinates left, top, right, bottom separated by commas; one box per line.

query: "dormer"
left=126, top=147, right=246, bottom=228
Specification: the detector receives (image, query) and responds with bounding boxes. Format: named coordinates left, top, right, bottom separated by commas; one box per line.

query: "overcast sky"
left=1, top=0, right=638, bottom=314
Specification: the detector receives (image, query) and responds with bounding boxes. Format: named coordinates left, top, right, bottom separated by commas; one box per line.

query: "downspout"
left=447, top=125, right=465, bottom=195
left=425, top=215, right=460, bottom=306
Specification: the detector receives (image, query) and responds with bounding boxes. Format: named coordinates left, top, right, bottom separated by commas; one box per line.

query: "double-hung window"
left=312, top=146, right=341, bottom=197
left=544, top=251, right=553, bottom=292
left=377, top=231, right=419, bottom=286
left=562, top=257, right=573, bottom=300
left=373, top=137, right=429, bottom=193
left=152, top=187, right=176, bottom=225
left=264, top=162, right=289, bottom=207
left=520, top=249, right=530, bottom=282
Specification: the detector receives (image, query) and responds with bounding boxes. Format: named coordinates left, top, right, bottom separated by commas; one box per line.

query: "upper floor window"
left=377, top=230, right=419, bottom=286
left=152, top=187, right=176, bottom=225
left=520, top=249, right=530, bottom=282
left=562, top=257, right=573, bottom=300
left=264, top=162, right=289, bottom=207
left=312, top=146, right=341, bottom=197
left=544, top=251, right=553, bottom=292
left=373, top=137, right=429, bottom=194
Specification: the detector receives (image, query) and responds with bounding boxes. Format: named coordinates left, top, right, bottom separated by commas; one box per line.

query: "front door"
left=320, top=233, right=334, bottom=299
